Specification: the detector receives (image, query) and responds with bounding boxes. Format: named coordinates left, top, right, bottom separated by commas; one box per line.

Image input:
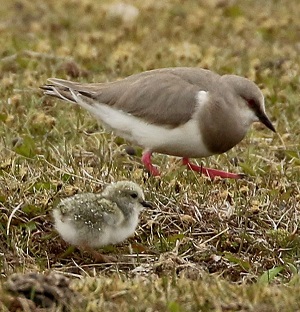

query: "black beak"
left=141, top=201, right=153, bottom=208
left=258, top=113, right=276, bottom=133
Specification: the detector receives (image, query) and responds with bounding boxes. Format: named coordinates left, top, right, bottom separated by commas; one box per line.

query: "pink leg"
left=142, top=151, right=160, bottom=176
left=182, top=158, right=244, bottom=179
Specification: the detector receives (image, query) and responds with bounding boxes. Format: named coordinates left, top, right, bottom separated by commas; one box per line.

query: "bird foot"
left=182, top=158, right=244, bottom=179
left=92, top=252, right=118, bottom=263
left=142, top=151, right=160, bottom=176
left=141, top=153, right=244, bottom=179
left=81, top=245, right=118, bottom=263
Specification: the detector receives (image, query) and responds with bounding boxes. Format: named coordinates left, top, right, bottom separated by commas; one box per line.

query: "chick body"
left=53, top=181, right=150, bottom=248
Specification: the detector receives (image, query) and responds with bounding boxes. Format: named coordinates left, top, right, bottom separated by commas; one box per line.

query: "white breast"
left=53, top=210, right=79, bottom=245
left=105, top=211, right=139, bottom=245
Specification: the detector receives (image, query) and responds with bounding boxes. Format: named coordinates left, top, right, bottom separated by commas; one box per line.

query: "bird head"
left=103, top=181, right=152, bottom=215
left=222, top=75, right=276, bottom=133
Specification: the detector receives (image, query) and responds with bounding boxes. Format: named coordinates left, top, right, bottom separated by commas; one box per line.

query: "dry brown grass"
left=0, top=0, right=300, bottom=310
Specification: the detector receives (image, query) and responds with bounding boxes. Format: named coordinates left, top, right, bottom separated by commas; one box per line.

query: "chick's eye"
left=130, top=192, right=138, bottom=199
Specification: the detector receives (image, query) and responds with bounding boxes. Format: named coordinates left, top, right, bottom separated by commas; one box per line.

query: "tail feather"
left=47, top=78, right=80, bottom=89
left=40, top=85, right=77, bottom=103
left=41, top=78, right=97, bottom=104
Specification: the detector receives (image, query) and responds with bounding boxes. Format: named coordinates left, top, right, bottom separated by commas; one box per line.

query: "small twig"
left=0, top=50, right=73, bottom=63
left=51, top=270, right=83, bottom=279
left=197, top=227, right=229, bottom=247
left=6, top=203, right=23, bottom=236
left=37, top=155, right=103, bottom=185
left=71, top=258, right=90, bottom=277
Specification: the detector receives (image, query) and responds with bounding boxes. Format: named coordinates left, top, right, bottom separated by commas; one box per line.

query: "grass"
left=0, top=0, right=300, bottom=310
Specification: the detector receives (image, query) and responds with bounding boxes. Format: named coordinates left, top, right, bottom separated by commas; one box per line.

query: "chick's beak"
left=141, top=200, right=152, bottom=208
left=258, top=113, right=276, bottom=133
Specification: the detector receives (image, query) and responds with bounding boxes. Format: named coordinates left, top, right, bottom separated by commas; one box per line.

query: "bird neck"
left=198, top=94, right=249, bottom=154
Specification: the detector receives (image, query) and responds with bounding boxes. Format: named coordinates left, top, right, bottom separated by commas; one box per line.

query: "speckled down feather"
left=52, top=181, right=151, bottom=247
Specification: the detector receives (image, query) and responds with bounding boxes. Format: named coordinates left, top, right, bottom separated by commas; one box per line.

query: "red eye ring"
left=248, top=99, right=256, bottom=107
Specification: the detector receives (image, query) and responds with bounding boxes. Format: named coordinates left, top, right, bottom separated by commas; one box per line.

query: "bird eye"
left=247, top=99, right=256, bottom=108
left=130, top=192, right=138, bottom=199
